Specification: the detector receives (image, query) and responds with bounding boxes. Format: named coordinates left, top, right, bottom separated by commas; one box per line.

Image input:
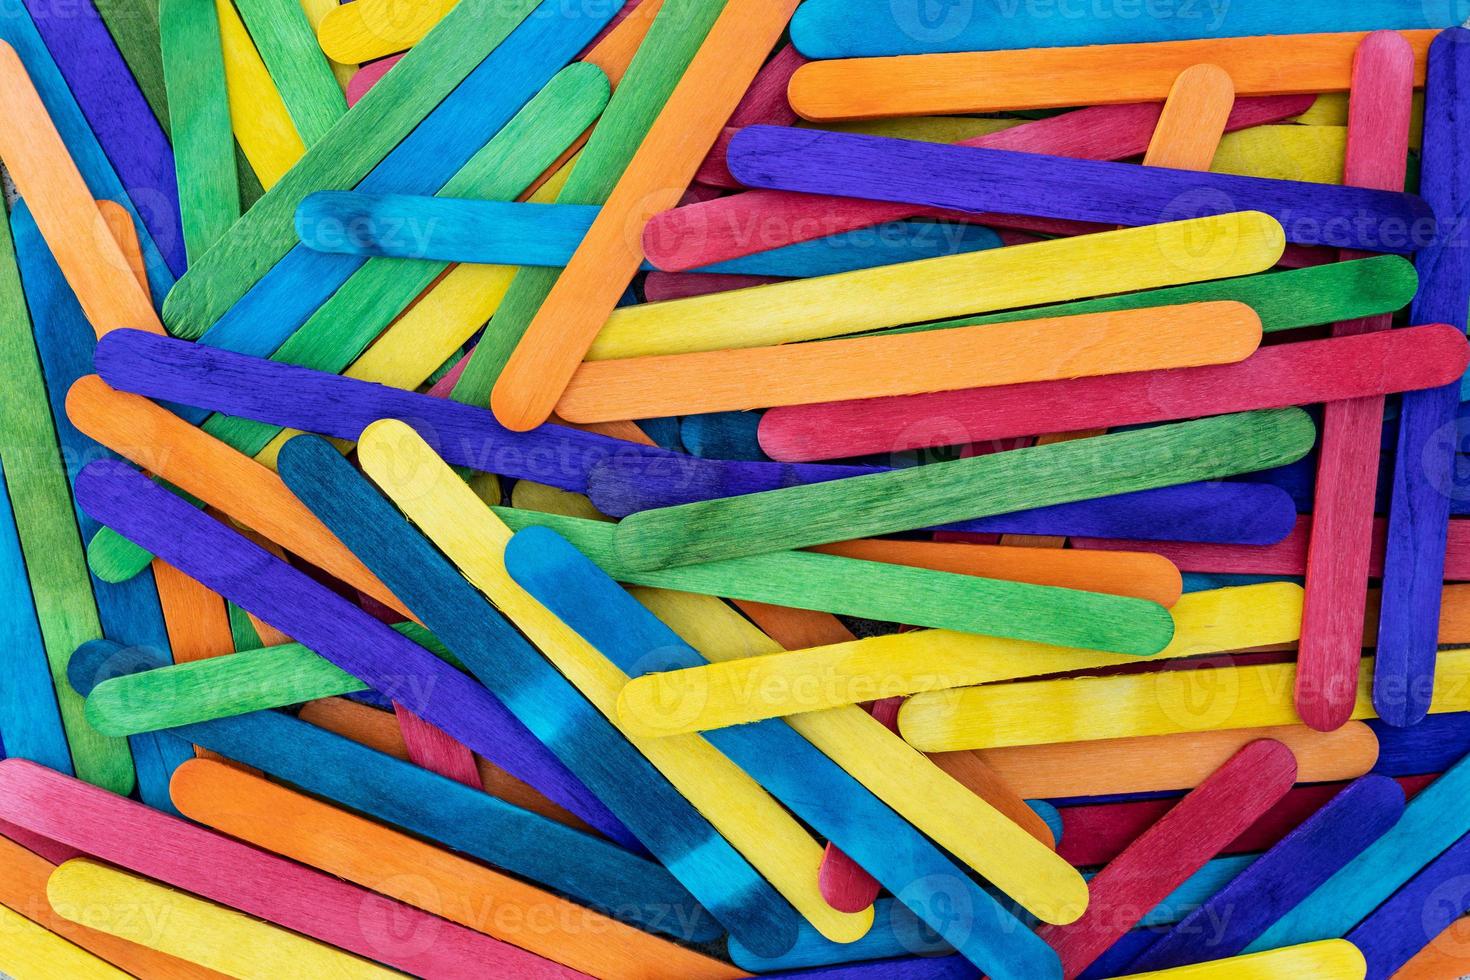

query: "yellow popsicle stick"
left=317, top=0, right=456, bottom=63
left=587, top=212, right=1285, bottom=358
left=627, top=585, right=1089, bottom=926
left=899, top=646, right=1470, bottom=752
left=1117, top=940, right=1365, bottom=979
left=217, top=0, right=307, bottom=187
left=356, top=420, right=870, bottom=943
left=46, top=861, right=403, bottom=978
left=0, top=903, right=130, bottom=979
left=1213, top=126, right=1346, bottom=184
left=618, top=583, right=1303, bottom=735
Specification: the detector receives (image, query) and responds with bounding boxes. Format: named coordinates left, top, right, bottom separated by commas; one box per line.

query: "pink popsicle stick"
left=643, top=271, right=784, bottom=301
left=696, top=44, right=808, bottom=187
left=345, top=55, right=402, bottom=106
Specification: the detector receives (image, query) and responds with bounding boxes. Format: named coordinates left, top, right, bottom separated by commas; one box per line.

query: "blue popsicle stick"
left=681, top=412, right=768, bottom=461
left=0, top=460, right=72, bottom=775
left=1376, top=27, right=1470, bottom=728
left=504, top=525, right=1065, bottom=980
left=67, top=640, right=192, bottom=817
left=1371, top=713, right=1470, bottom=776
left=1345, top=830, right=1470, bottom=979
left=788, top=0, right=1470, bottom=59
left=1125, top=776, right=1406, bottom=972
left=275, top=434, right=799, bottom=958
left=191, top=0, right=616, bottom=358
left=0, top=6, right=174, bottom=304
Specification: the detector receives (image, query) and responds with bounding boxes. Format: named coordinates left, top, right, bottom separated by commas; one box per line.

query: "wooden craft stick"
left=296, top=0, right=355, bottom=88
left=644, top=97, right=1313, bottom=271
left=594, top=212, right=1284, bottom=359
left=159, top=0, right=239, bottom=260
left=727, top=126, right=1432, bottom=253
left=345, top=55, right=398, bottom=104
left=1248, top=747, right=1470, bottom=953
left=214, top=0, right=305, bottom=188
left=505, top=527, right=1077, bottom=972
left=618, top=583, right=1299, bottom=734
left=1036, top=740, right=1295, bottom=977
left=0, top=759, right=575, bottom=975
left=47, top=860, right=410, bottom=978
left=72, top=459, right=628, bottom=840
left=1343, top=830, right=1470, bottom=978
left=0, top=902, right=129, bottom=979
left=757, top=325, right=1464, bottom=461
left=789, top=0, right=1463, bottom=57
left=1125, top=775, right=1404, bottom=972
left=492, top=0, right=801, bottom=431
left=1300, top=31, right=1417, bottom=733
left=1393, top=918, right=1470, bottom=978
left=810, top=540, right=1182, bottom=606
left=233, top=0, right=345, bottom=144
left=696, top=43, right=806, bottom=187
left=317, top=0, right=457, bottom=63
left=277, top=434, right=822, bottom=953
left=556, top=302, right=1263, bottom=420
left=169, top=759, right=744, bottom=980
left=787, top=31, right=1436, bottom=119
left=149, top=562, right=231, bottom=663
left=612, top=409, right=1316, bottom=569
left=1376, top=28, right=1470, bottom=728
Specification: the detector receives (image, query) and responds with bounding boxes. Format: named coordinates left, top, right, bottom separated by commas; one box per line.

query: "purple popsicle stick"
left=1345, top=828, right=1470, bottom=979
left=72, top=458, right=632, bottom=846
left=726, top=125, right=1435, bottom=253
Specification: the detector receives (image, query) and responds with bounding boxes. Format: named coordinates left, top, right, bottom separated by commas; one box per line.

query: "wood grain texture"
left=1036, top=741, right=1297, bottom=978
left=1393, top=917, right=1470, bottom=978
left=47, top=860, right=410, bottom=978
left=644, top=97, right=1313, bottom=270
left=757, top=325, right=1464, bottom=462
left=1343, top=830, right=1470, bottom=978
left=618, top=584, right=1297, bottom=734
left=789, top=0, right=1466, bottom=57
left=613, top=409, right=1317, bottom=569
left=506, top=528, right=1073, bottom=974
left=558, top=302, right=1262, bottom=420
left=214, top=0, right=305, bottom=188
left=1249, top=747, right=1470, bottom=952
left=597, top=212, right=1284, bottom=358
left=1126, top=775, right=1404, bottom=971
left=1376, top=27, right=1470, bottom=728
left=0, top=902, right=129, bottom=979
left=159, top=0, right=238, bottom=261
left=1299, top=31, right=1418, bottom=733
left=162, top=0, right=542, bottom=334
left=23, top=0, right=184, bottom=275
left=695, top=42, right=805, bottom=187
left=1141, top=64, right=1234, bottom=170
left=149, top=561, right=231, bottom=664
left=72, top=458, right=628, bottom=839
left=727, top=126, right=1432, bottom=253
left=492, top=0, right=800, bottom=431
left=278, top=434, right=819, bottom=953
left=317, top=0, right=456, bottom=62
left=233, top=0, right=345, bottom=144
left=0, top=759, right=563, bottom=975
left=170, top=759, right=743, bottom=980
left=787, top=31, right=1435, bottom=118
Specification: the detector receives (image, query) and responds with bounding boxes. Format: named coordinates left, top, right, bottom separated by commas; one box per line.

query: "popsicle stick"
left=810, top=540, right=1182, bottom=606
left=214, top=0, right=305, bottom=188
left=695, top=43, right=805, bottom=187
left=23, top=0, right=184, bottom=276
left=600, top=212, right=1284, bottom=359
left=790, top=0, right=1463, bottom=57
left=492, top=0, right=800, bottom=431
left=1377, top=28, right=1470, bottom=728
left=149, top=562, right=232, bottom=664
left=0, top=759, right=574, bottom=975
left=757, top=324, right=1464, bottom=461
left=234, top=0, right=345, bottom=144
left=73, top=459, right=629, bottom=841
left=48, top=860, right=413, bottom=978
left=1343, top=831, right=1470, bottom=978
left=1213, top=125, right=1348, bottom=183
left=0, top=902, right=129, bottom=979
left=277, top=434, right=820, bottom=953
left=1249, top=747, right=1470, bottom=952
left=1300, top=31, right=1417, bottom=733
left=159, top=0, right=240, bottom=260
left=618, top=583, right=1299, bottom=734
left=787, top=31, right=1435, bottom=119
left=89, top=0, right=168, bottom=127
left=644, top=96, right=1314, bottom=271
left=317, top=0, right=457, bottom=62
left=345, top=54, right=398, bottom=104
left=558, top=302, right=1263, bottom=420
left=506, top=529, right=1075, bottom=975
left=169, top=759, right=744, bottom=980
left=297, top=0, right=355, bottom=88
left=613, top=409, right=1316, bottom=569
left=162, top=0, right=544, bottom=335
left=1393, top=918, right=1470, bottom=978
left=1125, top=775, right=1403, bottom=972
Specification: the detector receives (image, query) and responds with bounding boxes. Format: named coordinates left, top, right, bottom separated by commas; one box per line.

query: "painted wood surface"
left=0, top=902, right=130, bottom=979
left=317, top=0, right=458, bottom=62
left=1343, top=830, right=1470, bottom=978
left=233, top=0, right=345, bottom=143
left=214, top=0, right=305, bottom=188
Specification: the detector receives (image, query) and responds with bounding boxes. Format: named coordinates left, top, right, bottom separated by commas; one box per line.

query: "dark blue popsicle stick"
left=276, top=435, right=799, bottom=958
left=505, top=525, right=1064, bottom=980
left=681, top=412, right=768, bottom=461
left=1371, top=713, right=1470, bottom=776
left=765, top=957, right=979, bottom=980
left=71, top=458, right=629, bottom=844
left=189, top=0, right=616, bottom=355
left=1345, top=830, right=1470, bottom=979
left=1123, top=775, right=1406, bottom=973
left=727, top=125, right=1435, bottom=253
left=1376, top=28, right=1470, bottom=728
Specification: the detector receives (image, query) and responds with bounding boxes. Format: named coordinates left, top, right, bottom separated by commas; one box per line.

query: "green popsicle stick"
left=233, top=0, right=347, bottom=144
